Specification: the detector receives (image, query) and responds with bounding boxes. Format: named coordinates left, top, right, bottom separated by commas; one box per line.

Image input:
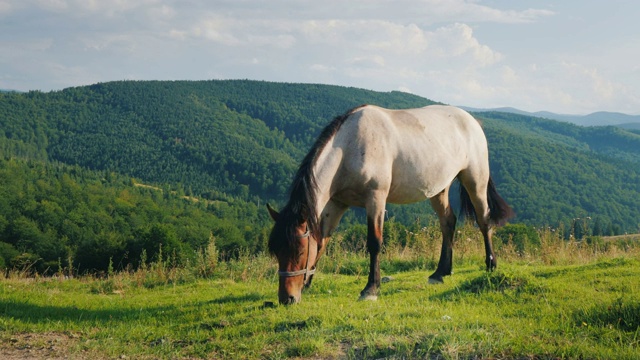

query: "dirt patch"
left=1, top=332, right=85, bottom=360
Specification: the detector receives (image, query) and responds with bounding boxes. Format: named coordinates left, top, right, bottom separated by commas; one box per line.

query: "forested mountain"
left=1, top=80, right=640, bottom=272
left=1, top=81, right=436, bottom=201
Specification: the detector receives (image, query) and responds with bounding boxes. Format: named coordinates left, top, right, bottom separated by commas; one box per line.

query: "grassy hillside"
left=1, top=231, right=639, bottom=359
left=1, top=80, right=640, bottom=235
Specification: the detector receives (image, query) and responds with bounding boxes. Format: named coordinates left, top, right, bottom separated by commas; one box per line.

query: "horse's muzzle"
left=279, top=294, right=300, bottom=305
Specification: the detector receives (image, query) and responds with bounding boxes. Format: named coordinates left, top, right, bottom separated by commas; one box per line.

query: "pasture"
left=1, top=228, right=639, bottom=359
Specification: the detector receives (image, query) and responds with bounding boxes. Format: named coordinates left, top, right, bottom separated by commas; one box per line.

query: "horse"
left=267, top=104, right=514, bottom=305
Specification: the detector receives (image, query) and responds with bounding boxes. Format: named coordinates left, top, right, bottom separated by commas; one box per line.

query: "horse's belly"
left=386, top=178, right=444, bottom=204
left=386, top=187, right=429, bottom=204
left=386, top=154, right=461, bottom=204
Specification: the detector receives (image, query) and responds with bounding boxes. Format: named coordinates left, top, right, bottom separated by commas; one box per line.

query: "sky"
left=1, top=0, right=639, bottom=115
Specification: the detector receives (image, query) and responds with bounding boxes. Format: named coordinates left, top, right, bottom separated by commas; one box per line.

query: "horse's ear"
left=266, top=203, right=279, bottom=221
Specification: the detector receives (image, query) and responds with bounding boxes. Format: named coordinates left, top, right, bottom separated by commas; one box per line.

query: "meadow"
left=1, top=226, right=639, bottom=359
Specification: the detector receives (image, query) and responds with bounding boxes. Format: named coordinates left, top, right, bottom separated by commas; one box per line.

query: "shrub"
left=495, top=224, right=541, bottom=255
left=0, top=241, right=19, bottom=270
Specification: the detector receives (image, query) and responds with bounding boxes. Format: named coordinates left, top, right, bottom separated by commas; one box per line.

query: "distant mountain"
left=461, top=106, right=640, bottom=128
left=619, top=123, right=640, bottom=131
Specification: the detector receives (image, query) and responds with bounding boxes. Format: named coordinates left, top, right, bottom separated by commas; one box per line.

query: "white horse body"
left=314, top=105, right=489, bottom=230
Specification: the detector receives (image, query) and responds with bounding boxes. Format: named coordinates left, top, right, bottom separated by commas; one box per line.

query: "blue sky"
left=1, top=0, right=638, bottom=114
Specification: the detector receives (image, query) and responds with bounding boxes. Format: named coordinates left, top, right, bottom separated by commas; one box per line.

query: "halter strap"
left=277, top=227, right=316, bottom=281
left=297, top=228, right=310, bottom=239
left=278, top=267, right=316, bottom=278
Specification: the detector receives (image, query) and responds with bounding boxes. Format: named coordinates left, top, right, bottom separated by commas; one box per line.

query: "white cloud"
left=562, top=62, right=615, bottom=100
left=429, top=23, right=502, bottom=66
left=192, top=17, right=243, bottom=46
left=309, top=64, right=335, bottom=73
left=501, top=66, right=518, bottom=84
left=250, top=0, right=555, bottom=25
left=347, top=55, right=386, bottom=68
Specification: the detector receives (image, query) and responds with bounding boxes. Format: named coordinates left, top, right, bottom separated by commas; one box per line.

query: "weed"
left=459, top=269, right=544, bottom=295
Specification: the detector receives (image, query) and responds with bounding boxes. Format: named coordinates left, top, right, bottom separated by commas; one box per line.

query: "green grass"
left=2, top=226, right=640, bottom=359
left=2, top=255, right=639, bottom=359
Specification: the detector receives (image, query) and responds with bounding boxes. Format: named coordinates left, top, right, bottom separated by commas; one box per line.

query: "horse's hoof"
left=358, top=293, right=378, bottom=301
left=428, top=277, right=444, bottom=284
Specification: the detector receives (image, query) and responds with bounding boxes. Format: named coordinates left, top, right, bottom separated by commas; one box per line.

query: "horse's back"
left=331, top=105, right=489, bottom=204
left=346, top=104, right=487, bottom=165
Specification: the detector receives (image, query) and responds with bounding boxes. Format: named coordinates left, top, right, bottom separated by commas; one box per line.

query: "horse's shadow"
left=204, top=293, right=263, bottom=305
left=0, top=292, right=265, bottom=325
left=0, top=299, right=176, bottom=324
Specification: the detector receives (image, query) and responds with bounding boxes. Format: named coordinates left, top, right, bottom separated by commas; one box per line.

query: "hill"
left=1, top=80, right=640, bottom=260
left=1, top=81, right=437, bottom=201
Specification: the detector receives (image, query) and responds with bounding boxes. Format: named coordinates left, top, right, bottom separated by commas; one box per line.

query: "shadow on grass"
left=205, top=292, right=263, bottom=305
left=0, top=292, right=264, bottom=325
left=0, top=298, right=179, bottom=324
left=533, top=257, right=638, bottom=279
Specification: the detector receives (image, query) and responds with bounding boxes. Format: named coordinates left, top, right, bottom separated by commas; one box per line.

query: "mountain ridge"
left=460, top=106, right=640, bottom=127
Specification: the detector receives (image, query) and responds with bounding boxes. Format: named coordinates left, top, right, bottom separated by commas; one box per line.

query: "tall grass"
left=4, top=223, right=637, bottom=286
left=318, top=222, right=640, bottom=279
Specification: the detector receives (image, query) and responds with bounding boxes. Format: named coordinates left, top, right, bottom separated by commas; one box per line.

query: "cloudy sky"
left=1, top=0, right=638, bottom=114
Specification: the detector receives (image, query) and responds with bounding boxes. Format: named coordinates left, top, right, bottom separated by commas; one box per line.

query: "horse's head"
left=267, top=204, right=319, bottom=305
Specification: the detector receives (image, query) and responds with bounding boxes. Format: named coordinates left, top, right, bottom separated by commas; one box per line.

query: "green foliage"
left=494, top=223, right=541, bottom=254
left=340, top=224, right=368, bottom=252
left=482, top=114, right=640, bottom=234
left=576, top=298, right=640, bottom=332
left=0, top=241, right=19, bottom=269
left=1, top=81, right=435, bottom=202
left=458, top=269, right=544, bottom=295
left=0, top=158, right=270, bottom=274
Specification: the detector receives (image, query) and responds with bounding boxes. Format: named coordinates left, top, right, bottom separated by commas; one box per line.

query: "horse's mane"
left=268, top=105, right=366, bottom=256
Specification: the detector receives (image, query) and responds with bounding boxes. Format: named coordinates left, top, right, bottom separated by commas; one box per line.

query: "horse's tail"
left=459, top=177, right=514, bottom=227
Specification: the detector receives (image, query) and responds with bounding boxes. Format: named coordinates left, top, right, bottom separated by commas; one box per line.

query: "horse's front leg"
left=360, top=206, right=384, bottom=301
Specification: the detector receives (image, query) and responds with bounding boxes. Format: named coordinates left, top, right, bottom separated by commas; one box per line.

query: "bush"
left=495, top=224, right=541, bottom=255
left=341, top=224, right=367, bottom=252
left=0, top=241, right=19, bottom=270
left=75, top=232, right=126, bottom=273
left=127, top=224, right=191, bottom=269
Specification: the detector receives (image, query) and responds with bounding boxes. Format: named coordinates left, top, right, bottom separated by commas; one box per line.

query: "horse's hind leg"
left=428, top=187, right=457, bottom=284
left=459, top=174, right=497, bottom=271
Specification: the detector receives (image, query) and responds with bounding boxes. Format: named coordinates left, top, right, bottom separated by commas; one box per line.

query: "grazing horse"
left=267, top=104, right=513, bottom=304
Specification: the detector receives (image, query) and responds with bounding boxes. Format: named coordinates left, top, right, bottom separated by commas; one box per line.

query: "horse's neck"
left=311, top=137, right=343, bottom=220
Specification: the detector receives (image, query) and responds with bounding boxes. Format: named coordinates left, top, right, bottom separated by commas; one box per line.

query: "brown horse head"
left=267, top=204, right=318, bottom=305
